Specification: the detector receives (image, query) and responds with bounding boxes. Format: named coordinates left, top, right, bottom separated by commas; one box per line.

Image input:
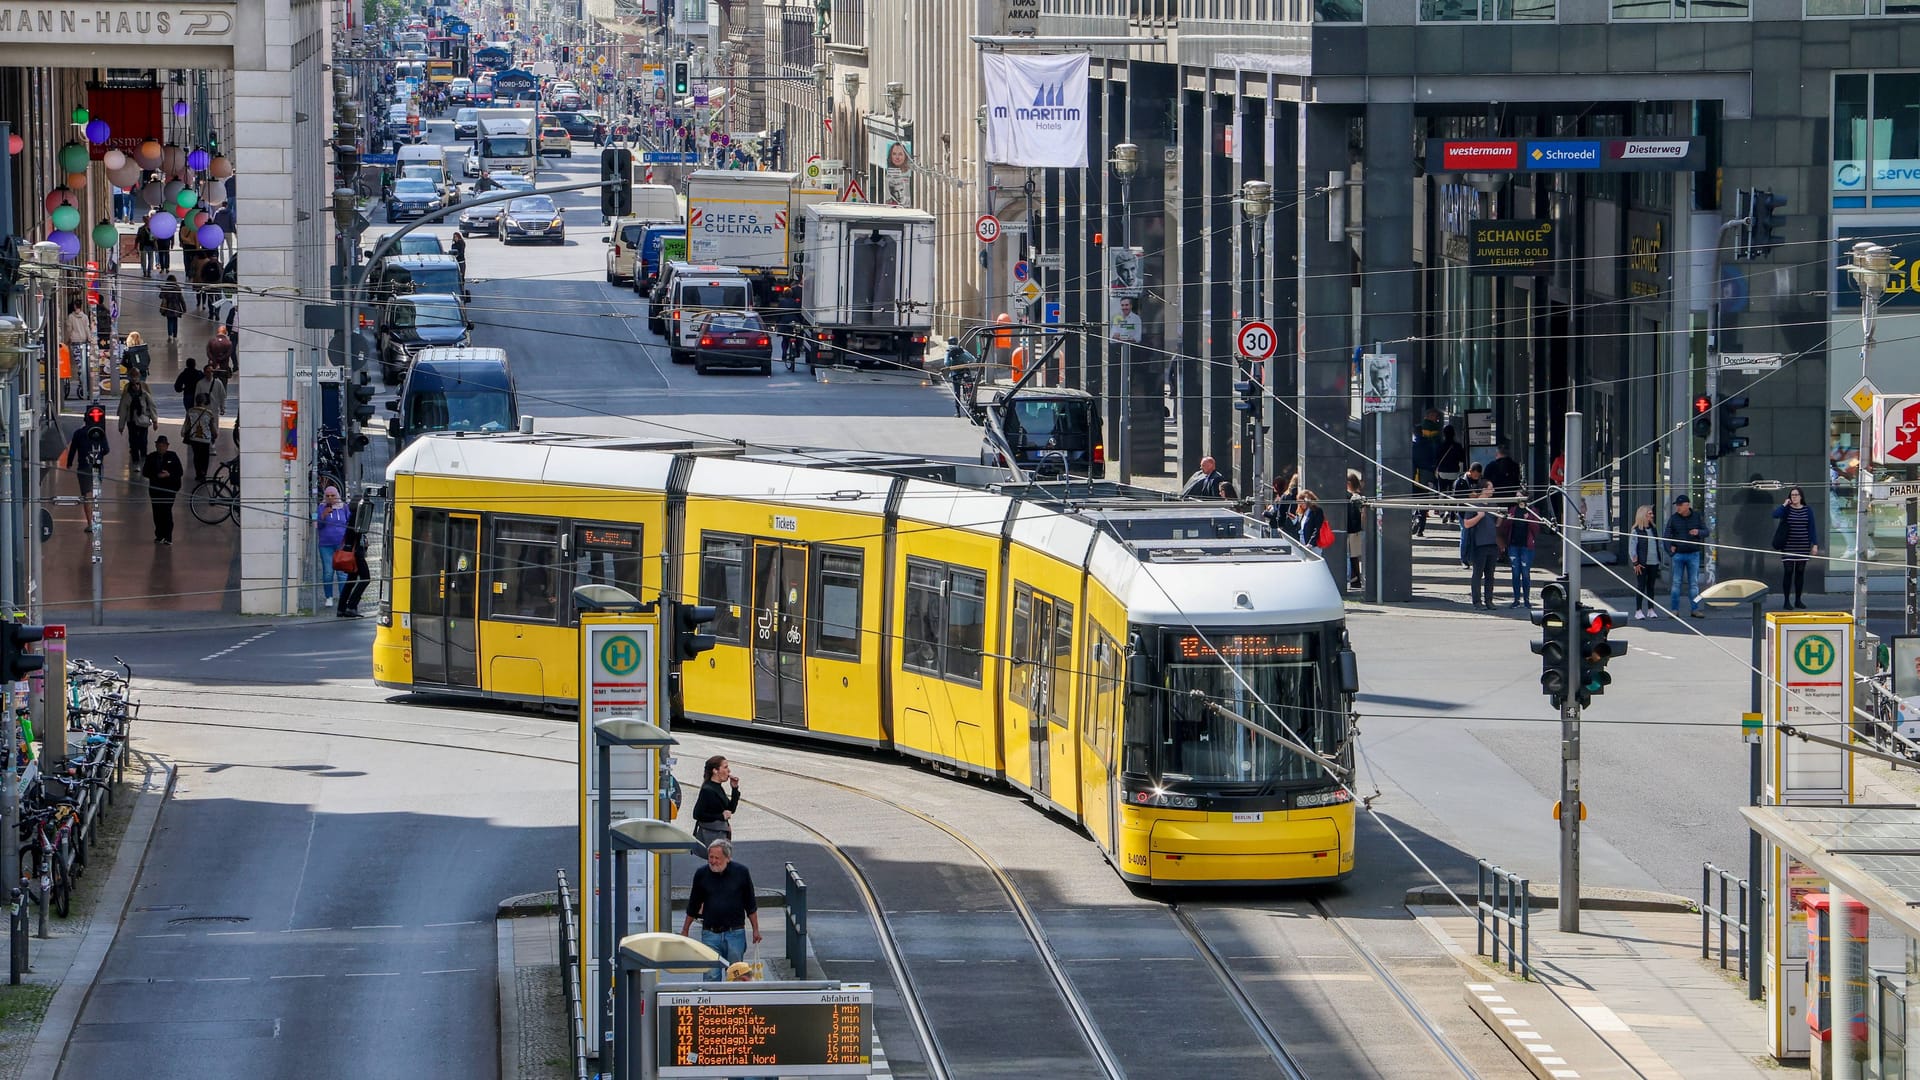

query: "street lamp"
left=589, top=716, right=677, bottom=1071
left=1845, top=241, right=1893, bottom=642
left=1108, top=143, right=1140, bottom=485
left=1699, top=577, right=1770, bottom=1002
left=1240, top=179, right=1273, bottom=500
left=607, top=820, right=704, bottom=1080
left=884, top=80, right=905, bottom=117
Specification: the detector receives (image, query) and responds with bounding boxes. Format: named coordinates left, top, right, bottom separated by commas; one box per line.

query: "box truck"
left=793, top=203, right=936, bottom=371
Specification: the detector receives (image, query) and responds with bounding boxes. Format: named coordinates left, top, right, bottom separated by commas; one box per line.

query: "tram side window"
left=902, top=562, right=943, bottom=675
left=1084, top=629, right=1121, bottom=761
left=491, top=519, right=560, bottom=621
left=945, top=570, right=986, bottom=685
left=903, top=559, right=986, bottom=685
left=1049, top=601, right=1074, bottom=727
left=1008, top=587, right=1034, bottom=705
left=699, top=535, right=746, bottom=642
left=811, top=548, right=863, bottom=659
left=570, top=525, right=644, bottom=618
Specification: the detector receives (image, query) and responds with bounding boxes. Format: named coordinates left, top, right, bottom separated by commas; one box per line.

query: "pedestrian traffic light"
left=1233, top=377, right=1262, bottom=421
left=1750, top=190, right=1787, bottom=258
left=672, top=61, right=690, bottom=97
left=1716, top=393, right=1750, bottom=457
left=1531, top=579, right=1572, bottom=709
left=1692, top=394, right=1713, bottom=440
left=0, top=621, right=44, bottom=684
left=600, top=147, right=633, bottom=218
left=667, top=599, right=717, bottom=662
left=1575, top=603, right=1626, bottom=707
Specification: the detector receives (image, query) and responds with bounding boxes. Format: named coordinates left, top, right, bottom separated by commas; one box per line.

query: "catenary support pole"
left=1560, top=410, right=1583, bottom=934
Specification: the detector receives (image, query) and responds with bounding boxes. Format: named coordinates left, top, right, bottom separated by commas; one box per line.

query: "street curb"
left=22, top=754, right=176, bottom=1079
left=498, top=891, right=560, bottom=919
left=65, top=614, right=341, bottom=637
left=1403, top=885, right=1696, bottom=915
left=496, top=914, right=519, bottom=1080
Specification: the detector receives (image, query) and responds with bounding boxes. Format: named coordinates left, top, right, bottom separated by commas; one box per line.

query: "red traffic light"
left=1693, top=395, right=1713, bottom=416
left=1585, top=611, right=1614, bottom=634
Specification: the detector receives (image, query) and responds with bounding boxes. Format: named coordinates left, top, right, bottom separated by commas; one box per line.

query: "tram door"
left=412, top=510, right=481, bottom=689
left=1028, top=595, right=1057, bottom=798
left=751, top=542, right=807, bottom=728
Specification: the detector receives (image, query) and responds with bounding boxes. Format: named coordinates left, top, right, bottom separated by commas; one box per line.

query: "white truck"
left=474, top=108, right=537, bottom=178
left=685, top=170, right=797, bottom=304
left=792, top=203, right=936, bottom=371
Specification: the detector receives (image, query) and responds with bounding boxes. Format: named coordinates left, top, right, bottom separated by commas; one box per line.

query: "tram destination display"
left=657, top=986, right=874, bottom=1077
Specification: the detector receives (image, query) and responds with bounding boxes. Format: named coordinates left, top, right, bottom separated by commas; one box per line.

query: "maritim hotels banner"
left=982, top=52, right=1089, bottom=170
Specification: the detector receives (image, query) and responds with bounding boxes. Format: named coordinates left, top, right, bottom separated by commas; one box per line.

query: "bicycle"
left=190, top=457, right=241, bottom=526
left=18, top=800, right=78, bottom=919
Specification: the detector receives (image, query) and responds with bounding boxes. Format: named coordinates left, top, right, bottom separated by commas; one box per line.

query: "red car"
left=692, top=311, right=773, bottom=376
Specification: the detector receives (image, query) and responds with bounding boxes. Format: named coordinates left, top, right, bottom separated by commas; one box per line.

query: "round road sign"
left=1012, top=260, right=1030, bottom=283
left=1236, top=320, right=1278, bottom=361
left=975, top=214, right=1001, bottom=245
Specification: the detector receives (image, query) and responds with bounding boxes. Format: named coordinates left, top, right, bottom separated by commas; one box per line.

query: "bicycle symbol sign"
left=1793, top=634, right=1836, bottom=676
left=600, top=634, right=643, bottom=676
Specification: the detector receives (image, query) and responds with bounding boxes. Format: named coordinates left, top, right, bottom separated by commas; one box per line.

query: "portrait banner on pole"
left=982, top=52, right=1090, bottom=169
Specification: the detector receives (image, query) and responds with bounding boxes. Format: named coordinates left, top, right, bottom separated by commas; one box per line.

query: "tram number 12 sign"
left=1235, top=321, right=1277, bottom=361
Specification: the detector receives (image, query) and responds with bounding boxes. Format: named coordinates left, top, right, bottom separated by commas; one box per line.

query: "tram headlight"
left=1294, top=788, right=1354, bottom=809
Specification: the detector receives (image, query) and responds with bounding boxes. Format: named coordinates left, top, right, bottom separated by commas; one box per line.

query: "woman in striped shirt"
left=1771, top=486, right=1819, bottom=610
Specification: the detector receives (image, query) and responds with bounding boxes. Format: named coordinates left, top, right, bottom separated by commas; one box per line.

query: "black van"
left=368, top=253, right=468, bottom=304
left=389, top=347, right=517, bottom=451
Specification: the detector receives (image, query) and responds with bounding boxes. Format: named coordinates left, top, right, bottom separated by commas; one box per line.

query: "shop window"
left=810, top=547, right=863, bottom=660
left=698, top=534, right=747, bottom=643
left=1835, top=74, right=1870, bottom=185
left=1810, top=0, right=1920, bottom=14
left=1614, top=0, right=1747, bottom=17
left=1831, top=73, right=1920, bottom=197
left=490, top=519, right=560, bottom=622
left=1421, top=0, right=1553, bottom=20
left=1313, top=0, right=1364, bottom=22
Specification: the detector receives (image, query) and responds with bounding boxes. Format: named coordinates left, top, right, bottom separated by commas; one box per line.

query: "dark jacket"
left=1771, top=504, right=1821, bottom=556
left=1345, top=494, right=1364, bottom=534
left=1181, top=467, right=1226, bottom=499
left=1463, top=507, right=1499, bottom=549
left=686, top=861, right=757, bottom=932
left=173, top=366, right=204, bottom=402
left=691, top=778, right=739, bottom=824
left=1411, top=420, right=1441, bottom=473
left=1436, top=437, right=1467, bottom=475
left=1497, top=506, right=1540, bottom=551
left=1288, top=505, right=1329, bottom=548
left=141, top=449, right=183, bottom=495
left=1632, top=525, right=1662, bottom=567
left=1663, top=508, right=1710, bottom=555
left=64, top=424, right=107, bottom=471
left=1484, top=454, right=1522, bottom=493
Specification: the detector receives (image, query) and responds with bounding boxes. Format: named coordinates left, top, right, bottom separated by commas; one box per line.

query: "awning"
left=1744, top=803, right=1920, bottom=940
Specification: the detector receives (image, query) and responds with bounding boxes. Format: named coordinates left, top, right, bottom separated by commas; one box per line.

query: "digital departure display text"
left=657, top=990, right=871, bottom=1077
left=1177, top=634, right=1307, bottom=661
left=579, top=527, right=637, bottom=551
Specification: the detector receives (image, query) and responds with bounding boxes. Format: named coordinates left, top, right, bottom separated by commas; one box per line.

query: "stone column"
left=1363, top=101, right=1417, bottom=602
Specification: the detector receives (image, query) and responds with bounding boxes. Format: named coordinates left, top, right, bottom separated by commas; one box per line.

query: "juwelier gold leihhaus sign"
left=1467, top=218, right=1554, bottom=277
left=0, top=1, right=233, bottom=44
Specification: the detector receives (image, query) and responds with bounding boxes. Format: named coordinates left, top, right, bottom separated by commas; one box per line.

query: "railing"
left=555, top=871, right=589, bottom=1080
left=1855, top=675, right=1920, bottom=767
left=1475, top=859, right=1531, bottom=977
left=784, top=861, right=808, bottom=980
left=1701, top=862, right=1749, bottom=979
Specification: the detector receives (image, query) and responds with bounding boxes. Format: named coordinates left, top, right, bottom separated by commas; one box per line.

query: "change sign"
left=1469, top=219, right=1554, bottom=276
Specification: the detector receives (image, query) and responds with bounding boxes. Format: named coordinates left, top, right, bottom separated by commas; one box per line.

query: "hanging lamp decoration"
left=83, top=119, right=110, bottom=145
left=57, top=141, right=88, bottom=173
left=69, top=107, right=87, bottom=125
left=172, top=100, right=189, bottom=119
left=48, top=230, right=79, bottom=258
left=196, top=223, right=224, bottom=248
left=90, top=221, right=119, bottom=248
left=186, top=147, right=210, bottom=172
left=49, top=204, right=79, bottom=232
left=144, top=210, right=177, bottom=240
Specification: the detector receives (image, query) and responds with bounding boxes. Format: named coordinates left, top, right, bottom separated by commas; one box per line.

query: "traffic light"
left=561, top=45, right=571, bottom=63
left=1233, top=376, right=1262, bottom=421
left=1575, top=603, right=1626, bottom=707
left=600, top=147, right=633, bottom=218
left=1716, top=393, right=1750, bottom=457
left=350, top=370, right=375, bottom=453
left=1531, top=579, right=1572, bottom=709
left=668, top=599, right=717, bottom=662
left=672, top=61, right=690, bottom=96
left=0, top=621, right=44, bottom=684
left=1692, top=394, right=1713, bottom=440
left=764, top=129, right=785, bottom=169
left=1750, top=190, right=1787, bottom=258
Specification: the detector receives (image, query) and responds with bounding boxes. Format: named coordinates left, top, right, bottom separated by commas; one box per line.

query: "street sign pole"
left=1560, top=411, right=1583, bottom=934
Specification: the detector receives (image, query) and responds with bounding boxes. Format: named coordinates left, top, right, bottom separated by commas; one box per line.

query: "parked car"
left=373, top=293, right=472, bottom=384
left=456, top=176, right=535, bottom=236
left=385, top=177, right=443, bottom=222
left=538, top=124, right=572, bottom=158
left=500, top=194, right=565, bottom=245
left=689, top=311, right=773, bottom=376
left=552, top=110, right=605, bottom=142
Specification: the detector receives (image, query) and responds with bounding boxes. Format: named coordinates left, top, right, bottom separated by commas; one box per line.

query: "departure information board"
left=656, top=986, right=873, bottom=1077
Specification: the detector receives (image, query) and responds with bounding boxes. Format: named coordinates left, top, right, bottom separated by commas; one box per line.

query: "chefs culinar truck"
left=685, top=169, right=798, bottom=304
left=792, top=203, right=936, bottom=371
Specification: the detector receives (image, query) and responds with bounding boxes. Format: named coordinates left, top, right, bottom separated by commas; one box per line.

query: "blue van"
left=389, top=347, right=518, bottom=451
left=633, top=224, right=686, bottom=294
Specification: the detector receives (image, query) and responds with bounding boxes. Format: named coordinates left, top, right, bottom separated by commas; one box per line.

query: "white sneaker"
left=1633, top=610, right=1646, bottom=620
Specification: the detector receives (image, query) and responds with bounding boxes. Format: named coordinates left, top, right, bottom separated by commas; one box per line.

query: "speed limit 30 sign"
left=1236, top=321, right=1278, bottom=361
left=975, top=214, right=1001, bottom=244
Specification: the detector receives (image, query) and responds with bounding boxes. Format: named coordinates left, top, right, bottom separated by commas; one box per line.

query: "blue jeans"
left=699, top=927, right=746, bottom=982
left=1670, top=552, right=1701, bottom=613
left=318, top=544, right=341, bottom=599
left=1508, top=546, right=1535, bottom=603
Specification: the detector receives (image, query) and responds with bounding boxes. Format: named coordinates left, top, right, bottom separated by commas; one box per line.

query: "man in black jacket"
left=1663, top=495, right=1711, bottom=618
left=680, top=840, right=761, bottom=979
left=1483, top=440, right=1522, bottom=498
left=140, top=436, right=183, bottom=544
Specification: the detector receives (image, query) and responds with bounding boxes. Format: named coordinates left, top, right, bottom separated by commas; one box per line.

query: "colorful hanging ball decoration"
left=42, top=187, right=73, bottom=214
left=64, top=172, right=86, bottom=191
left=108, top=163, right=141, bottom=189
left=144, top=211, right=176, bottom=241
left=48, top=231, right=79, bottom=259
left=6, top=133, right=20, bottom=155
left=172, top=100, right=189, bottom=119
left=90, top=221, right=118, bottom=248
left=196, top=223, right=224, bottom=249
left=186, top=147, right=210, bottom=172
left=136, top=140, right=162, bottom=168
left=70, top=107, right=87, bottom=125
left=101, top=149, right=126, bottom=170
left=49, top=205, right=79, bottom=233
left=175, top=187, right=198, bottom=211
left=174, top=203, right=189, bottom=219
left=201, top=183, right=227, bottom=206
left=161, top=143, right=186, bottom=174
left=57, top=142, right=88, bottom=174
left=208, top=155, right=232, bottom=180
left=138, top=182, right=165, bottom=208
left=162, top=178, right=185, bottom=204
left=190, top=210, right=208, bottom=230
left=83, top=119, right=110, bottom=145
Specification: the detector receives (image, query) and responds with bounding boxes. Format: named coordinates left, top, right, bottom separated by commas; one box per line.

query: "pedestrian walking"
left=691, top=755, right=741, bottom=848
left=63, top=404, right=109, bottom=529
left=1287, top=489, right=1339, bottom=582
left=316, top=486, right=350, bottom=603
left=1451, top=461, right=1485, bottom=538
left=206, top=366, right=229, bottom=418
left=1434, top=424, right=1466, bottom=499
left=205, top=326, right=235, bottom=378
left=337, top=504, right=370, bottom=618
left=153, top=226, right=173, bottom=275
left=159, top=275, right=187, bottom=341
left=183, top=393, right=218, bottom=481
left=1411, top=409, right=1442, bottom=537
left=135, top=221, right=155, bottom=278
left=1629, top=504, right=1662, bottom=620
left=173, top=357, right=204, bottom=415
left=1771, top=486, right=1820, bottom=610
left=117, top=374, right=156, bottom=467
left=1462, top=480, right=1501, bottom=610
left=451, top=231, right=467, bottom=275
left=1663, top=494, right=1711, bottom=618
left=1343, top=470, right=1365, bottom=591
left=1483, top=440, right=1522, bottom=499
left=121, top=331, right=151, bottom=380
left=679, top=839, right=762, bottom=980
left=1181, top=455, right=1228, bottom=500
left=1498, top=497, right=1542, bottom=608
left=140, top=436, right=183, bottom=544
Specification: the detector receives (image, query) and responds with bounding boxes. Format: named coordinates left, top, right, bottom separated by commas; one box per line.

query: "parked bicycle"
left=190, top=456, right=241, bottom=526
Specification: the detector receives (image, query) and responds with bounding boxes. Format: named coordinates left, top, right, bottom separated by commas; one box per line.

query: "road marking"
left=425, top=921, right=478, bottom=927
left=271, top=974, right=325, bottom=980
left=137, top=933, right=186, bottom=939
left=345, top=971, right=399, bottom=977
left=423, top=967, right=477, bottom=974
left=284, top=927, right=331, bottom=933
left=199, top=630, right=275, bottom=663
left=196, top=976, right=249, bottom=982
left=352, top=924, right=402, bottom=930
left=207, top=931, right=255, bottom=937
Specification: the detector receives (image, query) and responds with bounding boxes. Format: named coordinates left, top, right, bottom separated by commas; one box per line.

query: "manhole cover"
left=166, top=915, right=251, bottom=925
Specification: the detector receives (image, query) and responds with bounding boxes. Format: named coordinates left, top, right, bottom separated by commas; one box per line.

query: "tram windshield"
left=1148, top=630, right=1342, bottom=787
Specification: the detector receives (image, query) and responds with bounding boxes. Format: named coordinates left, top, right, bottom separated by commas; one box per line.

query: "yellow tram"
left=372, top=434, right=1358, bottom=886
